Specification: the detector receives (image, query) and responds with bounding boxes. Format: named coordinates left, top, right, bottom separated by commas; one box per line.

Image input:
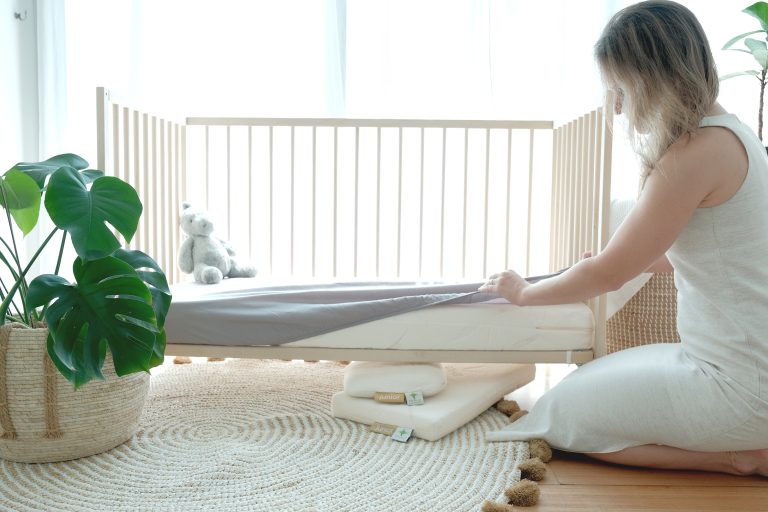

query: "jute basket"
left=0, top=324, right=150, bottom=463
left=606, top=272, right=681, bottom=354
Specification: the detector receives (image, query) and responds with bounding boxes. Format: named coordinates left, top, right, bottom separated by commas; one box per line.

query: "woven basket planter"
left=606, top=272, right=681, bottom=354
left=0, top=324, right=150, bottom=463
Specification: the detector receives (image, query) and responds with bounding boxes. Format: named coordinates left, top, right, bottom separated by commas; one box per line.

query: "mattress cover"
left=164, top=277, right=600, bottom=351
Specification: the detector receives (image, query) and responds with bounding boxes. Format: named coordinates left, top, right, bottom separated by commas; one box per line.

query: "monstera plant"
left=0, top=153, right=170, bottom=388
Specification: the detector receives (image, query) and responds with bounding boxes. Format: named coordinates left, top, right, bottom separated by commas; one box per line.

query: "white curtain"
left=23, top=0, right=72, bottom=281
left=55, top=0, right=763, bottom=204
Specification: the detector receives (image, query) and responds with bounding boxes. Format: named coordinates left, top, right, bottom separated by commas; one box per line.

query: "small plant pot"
left=0, top=325, right=150, bottom=463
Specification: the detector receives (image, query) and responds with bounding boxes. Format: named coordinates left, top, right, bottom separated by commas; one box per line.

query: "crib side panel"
left=96, top=87, right=186, bottom=285
left=183, top=118, right=556, bottom=283
left=550, top=106, right=613, bottom=357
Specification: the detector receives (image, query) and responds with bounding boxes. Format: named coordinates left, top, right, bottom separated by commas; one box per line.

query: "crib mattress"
left=165, top=278, right=594, bottom=351
left=288, top=299, right=592, bottom=350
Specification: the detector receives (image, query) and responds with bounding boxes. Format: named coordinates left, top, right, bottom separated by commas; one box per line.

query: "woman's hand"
left=478, top=269, right=530, bottom=305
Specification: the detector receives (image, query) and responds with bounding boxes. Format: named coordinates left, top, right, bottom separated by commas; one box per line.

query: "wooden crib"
left=96, top=87, right=614, bottom=364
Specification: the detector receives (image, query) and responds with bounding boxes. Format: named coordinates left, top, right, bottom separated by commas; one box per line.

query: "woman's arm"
left=480, top=130, right=726, bottom=305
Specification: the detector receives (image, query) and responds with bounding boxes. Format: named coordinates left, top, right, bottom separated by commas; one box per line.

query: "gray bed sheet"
left=164, top=272, right=565, bottom=347
left=164, top=280, right=496, bottom=346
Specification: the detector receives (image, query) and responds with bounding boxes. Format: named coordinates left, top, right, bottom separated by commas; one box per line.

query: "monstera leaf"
left=27, top=256, right=161, bottom=388
left=10, top=153, right=92, bottom=190
left=44, top=167, right=142, bottom=261
left=0, top=170, right=41, bottom=235
left=114, top=248, right=172, bottom=367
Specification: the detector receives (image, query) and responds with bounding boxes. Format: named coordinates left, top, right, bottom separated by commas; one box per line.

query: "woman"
left=481, top=0, right=768, bottom=476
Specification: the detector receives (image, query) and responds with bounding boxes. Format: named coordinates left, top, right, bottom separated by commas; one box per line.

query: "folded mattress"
left=164, top=278, right=596, bottom=351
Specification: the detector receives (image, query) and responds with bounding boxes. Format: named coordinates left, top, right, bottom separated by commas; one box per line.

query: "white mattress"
left=165, top=271, right=650, bottom=352
left=289, top=299, right=594, bottom=351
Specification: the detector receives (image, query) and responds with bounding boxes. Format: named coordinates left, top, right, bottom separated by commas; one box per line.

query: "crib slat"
left=506, top=129, right=513, bottom=271
left=483, top=128, right=490, bottom=279
left=269, top=126, right=274, bottom=275
left=419, top=127, right=425, bottom=277
left=376, top=127, right=382, bottom=277
left=525, top=129, right=535, bottom=276
left=290, top=126, right=295, bottom=276
left=160, top=119, right=167, bottom=275
left=152, top=117, right=159, bottom=268
left=354, top=127, right=360, bottom=277
left=397, top=127, right=403, bottom=278
left=142, top=114, right=150, bottom=266
left=227, top=126, right=232, bottom=242
left=333, top=126, right=338, bottom=277
left=311, top=126, right=317, bottom=277
left=462, top=128, right=469, bottom=278
left=440, top=128, right=447, bottom=277
left=578, top=117, right=585, bottom=263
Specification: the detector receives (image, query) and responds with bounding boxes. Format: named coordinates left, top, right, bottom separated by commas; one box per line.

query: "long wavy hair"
left=594, top=0, right=719, bottom=177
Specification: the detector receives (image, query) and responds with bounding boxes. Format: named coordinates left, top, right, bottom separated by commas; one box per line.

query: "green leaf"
left=0, top=170, right=41, bottom=235
left=723, top=29, right=765, bottom=50
left=28, top=256, right=161, bottom=387
left=720, top=70, right=762, bottom=81
left=10, top=153, right=89, bottom=190
left=149, top=330, right=166, bottom=368
left=81, top=170, right=105, bottom=184
left=44, top=167, right=142, bottom=260
left=113, top=248, right=172, bottom=327
left=745, top=2, right=768, bottom=32
left=746, top=38, right=768, bottom=69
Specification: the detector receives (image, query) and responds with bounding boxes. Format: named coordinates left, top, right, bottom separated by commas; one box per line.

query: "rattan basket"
left=606, top=272, right=681, bottom=354
left=0, top=324, right=150, bottom=463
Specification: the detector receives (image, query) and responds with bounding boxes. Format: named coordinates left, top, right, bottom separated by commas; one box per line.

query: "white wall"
left=0, top=0, right=37, bottom=167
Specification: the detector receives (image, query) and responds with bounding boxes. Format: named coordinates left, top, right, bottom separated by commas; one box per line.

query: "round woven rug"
left=0, top=358, right=527, bottom=511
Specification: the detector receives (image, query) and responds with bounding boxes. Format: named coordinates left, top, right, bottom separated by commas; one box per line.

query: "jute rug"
left=0, top=358, right=527, bottom=511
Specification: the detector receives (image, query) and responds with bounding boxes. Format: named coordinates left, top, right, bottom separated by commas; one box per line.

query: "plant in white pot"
left=0, top=153, right=171, bottom=462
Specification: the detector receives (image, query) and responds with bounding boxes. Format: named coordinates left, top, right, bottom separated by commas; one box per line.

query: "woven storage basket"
left=0, top=324, right=150, bottom=463
left=606, top=272, right=681, bottom=354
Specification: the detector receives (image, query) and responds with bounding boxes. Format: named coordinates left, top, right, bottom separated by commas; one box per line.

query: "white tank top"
left=666, top=113, right=768, bottom=400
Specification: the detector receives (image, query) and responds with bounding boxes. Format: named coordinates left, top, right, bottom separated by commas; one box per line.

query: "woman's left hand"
left=478, top=270, right=529, bottom=305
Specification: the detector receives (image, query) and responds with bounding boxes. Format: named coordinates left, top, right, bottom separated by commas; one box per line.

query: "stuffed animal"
left=178, top=202, right=257, bottom=284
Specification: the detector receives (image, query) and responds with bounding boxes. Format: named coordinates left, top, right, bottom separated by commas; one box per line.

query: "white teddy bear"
left=178, top=202, right=257, bottom=284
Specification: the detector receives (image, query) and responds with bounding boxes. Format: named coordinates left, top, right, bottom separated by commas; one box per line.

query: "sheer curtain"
left=56, top=0, right=761, bottom=208
left=24, top=0, right=71, bottom=280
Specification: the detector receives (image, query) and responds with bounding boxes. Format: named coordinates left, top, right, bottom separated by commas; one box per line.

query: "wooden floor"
left=505, top=364, right=768, bottom=511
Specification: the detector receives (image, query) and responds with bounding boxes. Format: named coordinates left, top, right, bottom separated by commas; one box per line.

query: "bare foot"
left=732, top=449, right=768, bottom=477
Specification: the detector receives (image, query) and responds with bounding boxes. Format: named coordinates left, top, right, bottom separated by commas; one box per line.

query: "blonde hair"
left=594, top=0, right=718, bottom=176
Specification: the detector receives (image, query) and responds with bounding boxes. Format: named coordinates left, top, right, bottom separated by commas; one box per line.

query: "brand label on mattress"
left=405, top=391, right=425, bottom=406
left=373, top=392, right=406, bottom=404
left=369, top=422, right=397, bottom=436
left=391, top=427, right=413, bottom=443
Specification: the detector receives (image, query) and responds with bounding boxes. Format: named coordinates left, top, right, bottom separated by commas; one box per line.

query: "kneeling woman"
left=481, top=0, right=768, bottom=477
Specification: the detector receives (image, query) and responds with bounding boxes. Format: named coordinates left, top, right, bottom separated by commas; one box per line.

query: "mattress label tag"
left=369, top=422, right=397, bottom=436
left=405, top=391, right=425, bottom=406
left=374, top=392, right=406, bottom=404
left=391, top=426, right=413, bottom=443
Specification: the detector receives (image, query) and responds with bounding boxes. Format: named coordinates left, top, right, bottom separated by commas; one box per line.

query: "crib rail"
left=99, top=87, right=572, bottom=284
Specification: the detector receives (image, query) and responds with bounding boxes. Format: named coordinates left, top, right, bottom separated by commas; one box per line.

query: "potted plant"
left=0, top=153, right=171, bottom=462
left=722, top=1, right=768, bottom=142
